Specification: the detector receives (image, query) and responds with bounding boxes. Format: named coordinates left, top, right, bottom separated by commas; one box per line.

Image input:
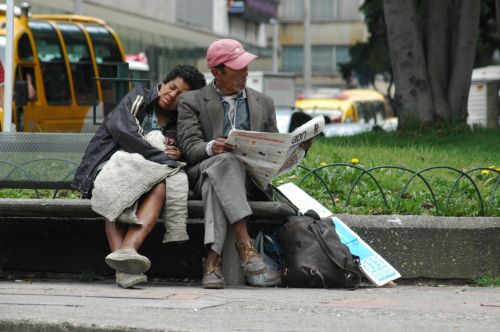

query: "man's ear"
left=210, top=68, right=220, bottom=80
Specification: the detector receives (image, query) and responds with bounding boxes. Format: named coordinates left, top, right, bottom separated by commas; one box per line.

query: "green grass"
left=0, top=188, right=80, bottom=199
left=1, top=127, right=499, bottom=216
left=473, top=274, right=500, bottom=287
left=274, top=127, right=500, bottom=216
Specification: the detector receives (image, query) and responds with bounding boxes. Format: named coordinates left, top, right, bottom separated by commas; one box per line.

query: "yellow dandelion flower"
left=496, top=168, right=500, bottom=172
left=351, top=158, right=359, bottom=164
left=320, top=162, right=327, bottom=166
left=481, top=169, right=490, bottom=175
left=488, top=165, right=495, bottom=169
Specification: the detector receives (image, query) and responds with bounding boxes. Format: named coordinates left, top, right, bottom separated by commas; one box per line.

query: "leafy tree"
left=383, top=0, right=480, bottom=129
left=340, top=0, right=392, bottom=94
left=476, top=0, right=500, bottom=67
left=344, top=0, right=499, bottom=130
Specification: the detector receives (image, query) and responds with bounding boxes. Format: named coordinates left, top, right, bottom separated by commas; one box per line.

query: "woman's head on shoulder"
left=157, top=65, right=206, bottom=111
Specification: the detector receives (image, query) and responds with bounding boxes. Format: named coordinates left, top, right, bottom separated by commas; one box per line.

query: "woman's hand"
left=165, top=145, right=181, bottom=160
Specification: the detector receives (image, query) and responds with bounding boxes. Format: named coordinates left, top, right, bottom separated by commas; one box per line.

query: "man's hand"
left=165, top=145, right=181, bottom=160
left=299, top=139, right=313, bottom=151
left=211, top=138, right=234, bottom=155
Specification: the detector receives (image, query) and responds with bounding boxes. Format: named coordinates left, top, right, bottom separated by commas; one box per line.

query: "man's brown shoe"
left=235, top=242, right=266, bottom=276
left=202, top=257, right=225, bottom=289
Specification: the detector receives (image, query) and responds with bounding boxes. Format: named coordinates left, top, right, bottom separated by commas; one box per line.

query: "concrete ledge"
left=0, top=198, right=295, bottom=220
left=337, top=214, right=500, bottom=279
left=0, top=198, right=294, bottom=282
left=0, top=200, right=498, bottom=280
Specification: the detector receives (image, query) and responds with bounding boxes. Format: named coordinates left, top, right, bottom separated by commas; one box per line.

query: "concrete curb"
left=337, top=214, right=500, bottom=279
left=0, top=214, right=498, bottom=280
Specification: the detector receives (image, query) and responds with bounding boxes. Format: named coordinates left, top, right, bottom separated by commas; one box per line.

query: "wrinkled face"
left=212, top=65, right=248, bottom=96
left=157, top=77, right=190, bottom=111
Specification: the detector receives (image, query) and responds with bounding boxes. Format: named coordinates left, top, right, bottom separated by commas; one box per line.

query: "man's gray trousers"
left=189, top=153, right=257, bottom=255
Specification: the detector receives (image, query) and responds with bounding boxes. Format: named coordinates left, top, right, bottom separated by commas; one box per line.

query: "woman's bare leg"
left=105, top=221, right=127, bottom=252
left=119, top=182, right=166, bottom=250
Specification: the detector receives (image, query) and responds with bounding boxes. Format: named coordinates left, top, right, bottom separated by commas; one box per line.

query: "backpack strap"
left=310, top=220, right=362, bottom=288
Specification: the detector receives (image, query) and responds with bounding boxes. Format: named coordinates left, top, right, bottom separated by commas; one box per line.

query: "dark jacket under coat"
left=71, top=86, right=177, bottom=198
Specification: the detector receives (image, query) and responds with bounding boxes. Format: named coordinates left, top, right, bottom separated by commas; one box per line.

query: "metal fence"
left=293, top=164, right=499, bottom=216
left=1, top=134, right=499, bottom=216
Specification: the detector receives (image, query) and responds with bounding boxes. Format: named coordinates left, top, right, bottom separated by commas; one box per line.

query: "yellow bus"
left=0, top=4, right=126, bottom=132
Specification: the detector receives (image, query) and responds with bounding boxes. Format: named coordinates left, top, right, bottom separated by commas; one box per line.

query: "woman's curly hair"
left=164, top=65, right=206, bottom=90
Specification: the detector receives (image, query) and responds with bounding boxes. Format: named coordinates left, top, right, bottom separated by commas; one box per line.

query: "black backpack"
left=278, top=213, right=362, bottom=289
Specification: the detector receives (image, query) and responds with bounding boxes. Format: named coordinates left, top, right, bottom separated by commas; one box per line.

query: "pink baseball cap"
left=206, top=39, right=257, bottom=70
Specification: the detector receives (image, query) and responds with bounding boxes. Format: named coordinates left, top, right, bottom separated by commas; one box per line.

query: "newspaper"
left=226, top=116, right=325, bottom=189
left=276, top=182, right=401, bottom=287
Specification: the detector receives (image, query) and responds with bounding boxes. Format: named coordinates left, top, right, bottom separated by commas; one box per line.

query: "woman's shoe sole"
left=116, top=272, right=147, bottom=288
left=105, top=251, right=151, bottom=274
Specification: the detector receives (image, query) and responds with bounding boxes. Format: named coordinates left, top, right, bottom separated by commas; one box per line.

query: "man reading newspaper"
left=178, top=39, right=315, bottom=289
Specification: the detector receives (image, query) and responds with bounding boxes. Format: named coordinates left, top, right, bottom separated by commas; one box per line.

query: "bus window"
left=85, top=24, right=122, bottom=115
left=18, top=33, right=34, bottom=61
left=29, top=20, right=71, bottom=105
left=57, top=22, right=95, bottom=105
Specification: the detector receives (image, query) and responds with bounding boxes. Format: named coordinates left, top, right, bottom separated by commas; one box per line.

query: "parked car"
left=288, top=89, right=397, bottom=136
left=295, top=92, right=357, bottom=124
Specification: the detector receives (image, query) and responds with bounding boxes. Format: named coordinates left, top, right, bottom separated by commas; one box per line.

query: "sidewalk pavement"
left=0, top=280, right=499, bottom=331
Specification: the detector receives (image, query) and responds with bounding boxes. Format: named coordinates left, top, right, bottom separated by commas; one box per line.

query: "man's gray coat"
left=177, top=83, right=278, bottom=178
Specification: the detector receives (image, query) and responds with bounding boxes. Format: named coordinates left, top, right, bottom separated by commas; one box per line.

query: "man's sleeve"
left=177, top=93, right=210, bottom=166
left=105, top=89, right=177, bottom=167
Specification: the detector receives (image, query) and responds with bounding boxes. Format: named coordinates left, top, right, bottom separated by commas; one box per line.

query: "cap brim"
left=224, top=52, right=257, bottom=70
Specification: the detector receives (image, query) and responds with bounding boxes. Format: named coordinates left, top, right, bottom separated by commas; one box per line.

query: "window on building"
left=175, top=0, right=212, bottom=30
left=282, top=45, right=302, bottom=72
left=335, top=45, right=350, bottom=71
left=339, top=0, right=364, bottom=20
left=312, top=46, right=335, bottom=72
left=283, top=45, right=351, bottom=73
left=280, top=0, right=303, bottom=21
left=29, top=20, right=71, bottom=105
left=311, top=0, right=336, bottom=21
left=280, top=0, right=338, bottom=21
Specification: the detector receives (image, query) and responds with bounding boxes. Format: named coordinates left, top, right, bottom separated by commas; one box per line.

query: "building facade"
left=276, top=0, right=367, bottom=90
left=17, top=0, right=275, bottom=82
left=13, top=0, right=367, bottom=92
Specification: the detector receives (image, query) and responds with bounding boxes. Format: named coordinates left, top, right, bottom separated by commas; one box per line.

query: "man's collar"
left=212, top=80, right=246, bottom=99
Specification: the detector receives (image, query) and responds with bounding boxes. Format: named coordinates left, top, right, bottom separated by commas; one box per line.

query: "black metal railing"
left=1, top=151, right=498, bottom=216
left=293, top=164, right=499, bottom=216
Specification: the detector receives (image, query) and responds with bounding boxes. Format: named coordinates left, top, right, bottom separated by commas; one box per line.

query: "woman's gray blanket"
left=91, top=151, right=182, bottom=224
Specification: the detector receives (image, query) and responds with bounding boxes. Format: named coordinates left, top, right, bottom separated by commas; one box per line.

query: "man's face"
left=157, top=77, right=190, bottom=111
left=213, top=65, right=248, bottom=95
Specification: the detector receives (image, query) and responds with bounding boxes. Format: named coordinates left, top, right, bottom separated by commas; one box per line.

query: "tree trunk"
left=386, top=75, right=395, bottom=117
left=423, top=0, right=452, bottom=122
left=496, top=0, right=500, bottom=36
left=447, top=0, right=481, bottom=122
left=383, top=0, right=434, bottom=129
